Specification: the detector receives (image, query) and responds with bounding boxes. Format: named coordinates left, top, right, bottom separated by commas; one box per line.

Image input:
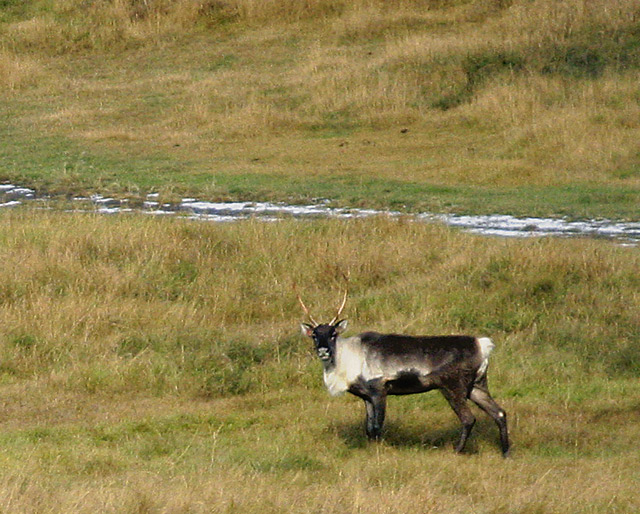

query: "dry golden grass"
left=0, top=50, right=42, bottom=90
left=1, top=0, right=639, bottom=205
left=0, top=209, right=639, bottom=511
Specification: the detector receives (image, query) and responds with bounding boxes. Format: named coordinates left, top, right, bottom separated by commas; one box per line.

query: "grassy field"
left=1, top=0, right=640, bottom=218
left=0, top=209, right=639, bottom=512
left=1, top=1, right=640, bottom=512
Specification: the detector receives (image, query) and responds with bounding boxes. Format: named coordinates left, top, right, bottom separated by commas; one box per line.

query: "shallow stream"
left=2, top=184, right=639, bottom=246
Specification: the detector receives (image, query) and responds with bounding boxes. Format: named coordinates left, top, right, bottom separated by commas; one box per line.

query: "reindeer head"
left=298, top=289, right=348, bottom=364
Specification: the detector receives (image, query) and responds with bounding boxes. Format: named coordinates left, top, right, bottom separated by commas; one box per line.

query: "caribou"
left=298, top=290, right=510, bottom=456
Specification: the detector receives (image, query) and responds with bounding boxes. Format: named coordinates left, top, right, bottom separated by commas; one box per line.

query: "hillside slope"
left=1, top=0, right=639, bottom=217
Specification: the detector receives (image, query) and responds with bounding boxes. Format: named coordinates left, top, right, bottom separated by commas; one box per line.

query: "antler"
left=329, top=288, right=348, bottom=325
left=295, top=272, right=348, bottom=326
left=295, top=284, right=318, bottom=326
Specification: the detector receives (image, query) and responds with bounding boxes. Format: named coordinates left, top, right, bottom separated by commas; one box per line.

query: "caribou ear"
left=300, top=323, right=314, bottom=337
left=334, top=319, right=348, bottom=334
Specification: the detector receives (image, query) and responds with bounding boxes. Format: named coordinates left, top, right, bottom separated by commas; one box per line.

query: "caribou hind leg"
left=470, top=383, right=510, bottom=457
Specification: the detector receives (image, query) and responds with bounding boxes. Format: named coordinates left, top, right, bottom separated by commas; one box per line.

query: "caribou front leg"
left=364, top=394, right=386, bottom=440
